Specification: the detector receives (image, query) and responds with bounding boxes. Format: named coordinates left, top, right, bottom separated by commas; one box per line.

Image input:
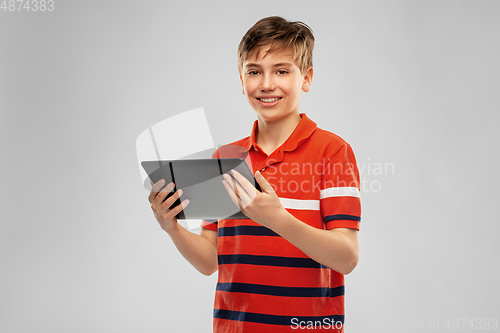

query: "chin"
left=258, top=109, right=296, bottom=121
left=256, top=110, right=282, bottom=121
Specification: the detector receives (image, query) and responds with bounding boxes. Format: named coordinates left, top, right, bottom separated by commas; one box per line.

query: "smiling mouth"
left=257, top=97, right=282, bottom=103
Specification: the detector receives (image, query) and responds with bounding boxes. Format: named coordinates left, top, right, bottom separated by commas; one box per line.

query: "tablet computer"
left=141, top=158, right=261, bottom=220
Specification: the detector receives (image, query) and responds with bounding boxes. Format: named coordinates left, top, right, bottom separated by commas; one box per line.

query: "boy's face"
left=240, top=44, right=313, bottom=123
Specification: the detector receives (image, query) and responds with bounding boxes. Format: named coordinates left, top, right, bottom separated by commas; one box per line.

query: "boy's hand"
left=148, top=179, right=189, bottom=232
left=222, top=170, right=287, bottom=228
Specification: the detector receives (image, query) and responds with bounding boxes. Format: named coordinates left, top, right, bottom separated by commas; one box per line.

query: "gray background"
left=1, top=0, right=499, bottom=332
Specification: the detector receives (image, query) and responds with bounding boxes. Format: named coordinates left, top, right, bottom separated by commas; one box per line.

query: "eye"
left=277, top=70, right=288, bottom=75
left=247, top=70, right=259, bottom=75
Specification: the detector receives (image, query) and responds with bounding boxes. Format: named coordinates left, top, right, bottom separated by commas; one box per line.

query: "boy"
left=148, top=16, right=361, bottom=332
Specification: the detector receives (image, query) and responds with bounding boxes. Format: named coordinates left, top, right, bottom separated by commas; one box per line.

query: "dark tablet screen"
left=141, top=158, right=260, bottom=219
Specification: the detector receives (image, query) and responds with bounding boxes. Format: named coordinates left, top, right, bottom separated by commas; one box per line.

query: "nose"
left=260, top=73, right=275, bottom=91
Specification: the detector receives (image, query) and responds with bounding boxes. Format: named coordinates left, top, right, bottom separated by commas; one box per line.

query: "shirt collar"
left=240, top=113, right=317, bottom=153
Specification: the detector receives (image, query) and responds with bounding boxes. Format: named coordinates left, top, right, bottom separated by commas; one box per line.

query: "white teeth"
left=259, top=97, right=281, bottom=103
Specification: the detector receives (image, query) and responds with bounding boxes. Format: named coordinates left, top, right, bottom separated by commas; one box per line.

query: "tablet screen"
left=142, top=158, right=260, bottom=219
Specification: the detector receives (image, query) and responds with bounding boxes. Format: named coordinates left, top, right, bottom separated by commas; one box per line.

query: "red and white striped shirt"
left=201, top=113, right=361, bottom=332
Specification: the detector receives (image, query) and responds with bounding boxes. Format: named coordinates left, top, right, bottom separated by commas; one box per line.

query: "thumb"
left=255, top=170, right=274, bottom=194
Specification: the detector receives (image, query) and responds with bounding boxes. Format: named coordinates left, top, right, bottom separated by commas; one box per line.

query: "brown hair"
left=238, top=16, right=315, bottom=75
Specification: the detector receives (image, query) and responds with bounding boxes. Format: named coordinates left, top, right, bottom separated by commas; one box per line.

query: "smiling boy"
left=148, top=16, right=361, bottom=332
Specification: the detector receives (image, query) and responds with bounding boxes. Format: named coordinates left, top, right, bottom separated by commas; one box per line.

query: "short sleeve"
left=320, top=143, right=361, bottom=230
left=201, top=219, right=218, bottom=231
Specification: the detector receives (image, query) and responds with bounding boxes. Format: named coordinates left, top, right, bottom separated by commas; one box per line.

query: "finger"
left=229, top=170, right=254, bottom=197
left=152, top=179, right=170, bottom=193
left=151, top=181, right=175, bottom=206
left=148, top=179, right=166, bottom=202
left=222, top=179, right=244, bottom=211
left=153, top=187, right=181, bottom=216
left=162, top=199, right=190, bottom=221
left=223, top=173, right=235, bottom=193
left=254, top=170, right=274, bottom=194
left=230, top=170, right=258, bottom=204
left=157, top=182, right=176, bottom=201
left=151, top=184, right=175, bottom=214
left=159, top=189, right=184, bottom=215
left=222, top=174, right=242, bottom=207
left=228, top=172, right=252, bottom=207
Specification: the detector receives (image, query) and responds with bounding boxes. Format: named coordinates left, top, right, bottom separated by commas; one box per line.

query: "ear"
left=240, top=72, right=245, bottom=95
left=302, top=67, right=314, bottom=92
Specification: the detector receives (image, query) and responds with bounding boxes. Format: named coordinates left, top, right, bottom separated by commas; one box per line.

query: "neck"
left=256, top=113, right=302, bottom=154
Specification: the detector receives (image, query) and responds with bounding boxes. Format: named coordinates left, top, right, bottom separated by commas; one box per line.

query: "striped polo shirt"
left=201, top=113, right=361, bottom=332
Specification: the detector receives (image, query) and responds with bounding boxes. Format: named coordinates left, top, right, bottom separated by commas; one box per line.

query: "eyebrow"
left=245, top=62, right=293, bottom=68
